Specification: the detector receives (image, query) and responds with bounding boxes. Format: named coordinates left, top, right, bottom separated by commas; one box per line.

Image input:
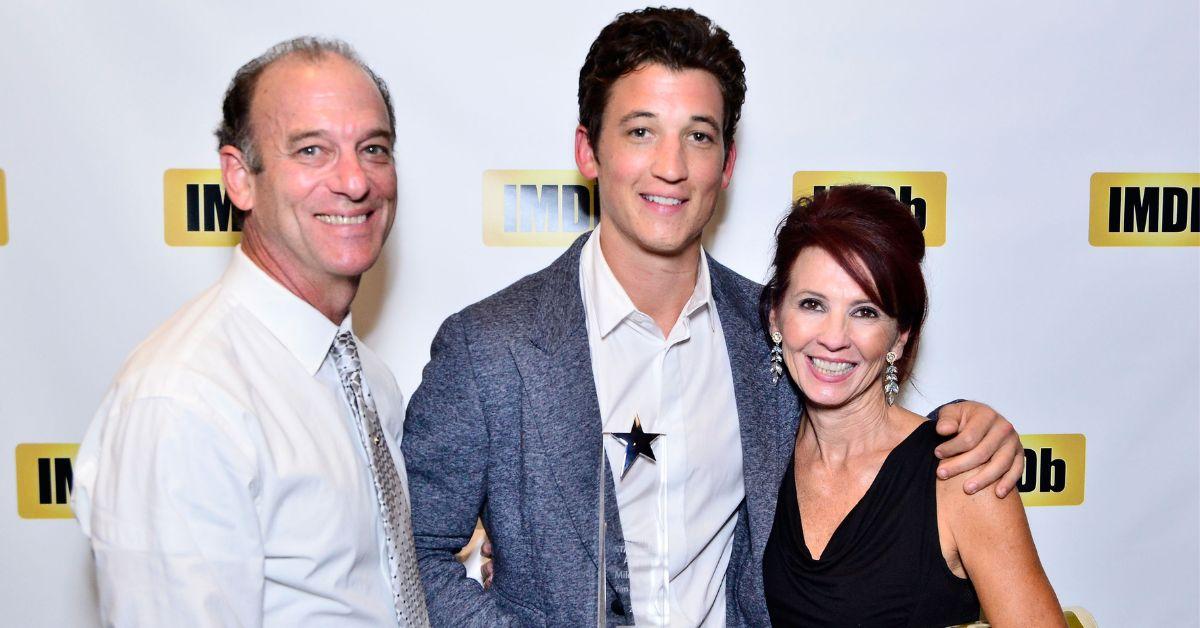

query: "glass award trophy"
left=600, top=416, right=669, bottom=627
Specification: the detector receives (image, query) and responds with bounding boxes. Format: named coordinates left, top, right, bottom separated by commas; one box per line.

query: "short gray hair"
left=215, top=36, right=395, bottom=173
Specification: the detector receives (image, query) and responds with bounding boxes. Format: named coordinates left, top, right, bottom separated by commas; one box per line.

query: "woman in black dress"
left=760, top=185, right=1063, bottom=627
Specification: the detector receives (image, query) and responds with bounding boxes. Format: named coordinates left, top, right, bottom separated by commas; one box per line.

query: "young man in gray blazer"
left=402, top=8, right=1025, bottom=626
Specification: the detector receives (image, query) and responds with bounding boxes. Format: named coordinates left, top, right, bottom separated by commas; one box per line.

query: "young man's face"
left=575, top=63, right=736, bottom=263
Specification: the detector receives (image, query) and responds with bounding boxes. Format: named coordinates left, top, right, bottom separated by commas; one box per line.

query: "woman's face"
left=770, top=247, right=908, bottom=410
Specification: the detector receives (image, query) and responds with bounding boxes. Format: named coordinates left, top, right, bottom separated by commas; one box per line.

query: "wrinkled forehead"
left=252, top=53, right=384, bottom=120
left=248, top=54, right=391, bottom=146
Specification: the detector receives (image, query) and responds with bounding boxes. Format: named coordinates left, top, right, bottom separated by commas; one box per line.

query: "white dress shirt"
left=73, top=247, right=407, bottom=627
left=580, top=227, right=745, bottom=627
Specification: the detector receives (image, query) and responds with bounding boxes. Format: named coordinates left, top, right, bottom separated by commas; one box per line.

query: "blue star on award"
left=612, top=415, right=662, bottom=479
left=598, top=414, right=671, bottom=626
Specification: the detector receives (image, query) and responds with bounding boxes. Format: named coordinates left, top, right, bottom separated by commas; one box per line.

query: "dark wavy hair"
left=577, top=7, right=746, bottom=162
left=760, top=185, right=928, bottom=383
left=215, top=36, right=395, bottom=173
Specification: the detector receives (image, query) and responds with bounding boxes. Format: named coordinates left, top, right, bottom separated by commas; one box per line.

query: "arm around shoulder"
left=403, top=312, right=520, bottom=627
left=931, top=400, right=1026, bottom=497
left=939, top=474, right=1065, bottom=628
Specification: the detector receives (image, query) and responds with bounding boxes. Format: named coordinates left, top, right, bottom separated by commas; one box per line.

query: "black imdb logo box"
left=15, top=444, right=79, bottom=519
left=1016, top=435, right=1085, bottom=507
left=1089, top=173, right=1199, bottom=246
left=164, top=169, right=242, bottom=246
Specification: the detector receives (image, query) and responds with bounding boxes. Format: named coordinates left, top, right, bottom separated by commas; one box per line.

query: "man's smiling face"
left=237, top=53, right=397, bottom=292
left=576, top=62, right=736, bottom=262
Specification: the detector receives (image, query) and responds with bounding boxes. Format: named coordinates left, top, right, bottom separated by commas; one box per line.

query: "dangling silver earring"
left=883, top=351, right=899, bottom=405
left=770, top=332, right=784, bottom=385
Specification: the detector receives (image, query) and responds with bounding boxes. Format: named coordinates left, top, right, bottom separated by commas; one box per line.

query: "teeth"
left=316, top=214, right=368, bottom=225
left=643, top=194, right=683, bottom=206
left=811, top=357, right=854, bottom=375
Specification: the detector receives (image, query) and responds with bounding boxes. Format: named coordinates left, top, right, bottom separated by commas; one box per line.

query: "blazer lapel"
left=709, top=260, right=801, bottom=563
left=508, top=232, right=631, bottom=601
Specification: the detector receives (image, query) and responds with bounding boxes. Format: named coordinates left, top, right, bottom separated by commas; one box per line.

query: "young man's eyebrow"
left=618, top=110, right=657, bottom=125
left=691, top=115, right=720, bottom=131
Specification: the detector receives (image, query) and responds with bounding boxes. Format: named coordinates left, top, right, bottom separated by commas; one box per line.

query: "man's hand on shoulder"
left=932, top=401, right=1024, bottom=498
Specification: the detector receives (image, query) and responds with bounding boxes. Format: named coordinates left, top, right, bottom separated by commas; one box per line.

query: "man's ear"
left=575, top=124, right=599, bottom=180
left=219, top=145, right=256, bottom=212
left=720, top=140, right=737, bottom=189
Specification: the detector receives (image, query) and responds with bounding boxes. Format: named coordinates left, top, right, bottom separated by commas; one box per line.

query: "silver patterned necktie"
left=330, top=331, right=431, bottom=627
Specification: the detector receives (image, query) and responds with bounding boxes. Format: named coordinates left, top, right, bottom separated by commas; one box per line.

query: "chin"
left=326, top=252, right=381, bottom=278
left=796, top=381, right=853, bottom=409
left=637, top=232, right=701, bottom=257
left=801, top=396, right=852, bottom=411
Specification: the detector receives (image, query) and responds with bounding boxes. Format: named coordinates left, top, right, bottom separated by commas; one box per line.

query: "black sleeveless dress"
left=762, top=420, right=980, bottom=627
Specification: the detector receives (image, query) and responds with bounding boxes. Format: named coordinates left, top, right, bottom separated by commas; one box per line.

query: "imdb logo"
left=1062, top=608, right=1098, bottom=628
left=1017, top=434, right=1085, bottom=507
left=15, top=443, right=79, bottom=519
left=0, top=168, right=8, bottom=246
left=792, top=171, right=947, bottom=247
left=483, top=170, right=600, bottom=246
left=1089, top=173, right=1199, bottom=246
left=164, top=169, right=242, bottom=247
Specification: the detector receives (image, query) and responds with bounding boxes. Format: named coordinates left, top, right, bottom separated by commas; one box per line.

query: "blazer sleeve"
left=402, top=312, right=521, bottom=627
left=926, top=399, right=967, bottom=420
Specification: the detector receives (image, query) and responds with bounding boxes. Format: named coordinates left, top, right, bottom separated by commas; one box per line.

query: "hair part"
left=760, top=185, right=929, bottom=383
left=215, top=36, right=395, bottom=173
left=577, top=7, right=746, bottom=163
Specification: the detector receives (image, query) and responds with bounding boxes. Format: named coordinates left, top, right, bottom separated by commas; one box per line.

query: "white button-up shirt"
left=580, top=227, right=745, bottom=627
left=73, top=247, right=407, bottom=627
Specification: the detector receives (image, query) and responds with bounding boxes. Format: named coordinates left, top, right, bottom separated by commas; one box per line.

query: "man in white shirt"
left=404, top=7, right=1026, bottom=627
left=73, top=38, right=429, bottom=627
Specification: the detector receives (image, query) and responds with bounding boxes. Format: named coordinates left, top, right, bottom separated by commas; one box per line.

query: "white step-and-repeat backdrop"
left=1, top=1, right=1197, bottom=625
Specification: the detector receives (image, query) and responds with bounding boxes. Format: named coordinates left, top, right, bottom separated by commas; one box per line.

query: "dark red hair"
left=760, top=185, right=928, bottom=383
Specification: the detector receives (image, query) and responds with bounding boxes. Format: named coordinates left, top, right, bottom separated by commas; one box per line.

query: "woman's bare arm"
left=939, top=473, right=1065, bottom=627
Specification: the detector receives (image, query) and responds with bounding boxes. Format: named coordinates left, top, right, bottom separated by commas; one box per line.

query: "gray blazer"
left=403, top=232, right=799, bottom=626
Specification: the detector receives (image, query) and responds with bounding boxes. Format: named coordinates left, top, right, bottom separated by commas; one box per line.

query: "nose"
left=328, top=152, right=370, bottom=202
left=817, top=315, right=851, bottom=353
left=651, top=135, right=687, bottom=184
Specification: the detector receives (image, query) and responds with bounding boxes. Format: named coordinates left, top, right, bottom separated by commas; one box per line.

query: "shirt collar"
left=689, top=247, right=718, bottom=333
left=220, top=246, right=348, bottom=376
left=584, top=224, right=717, bottom=338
